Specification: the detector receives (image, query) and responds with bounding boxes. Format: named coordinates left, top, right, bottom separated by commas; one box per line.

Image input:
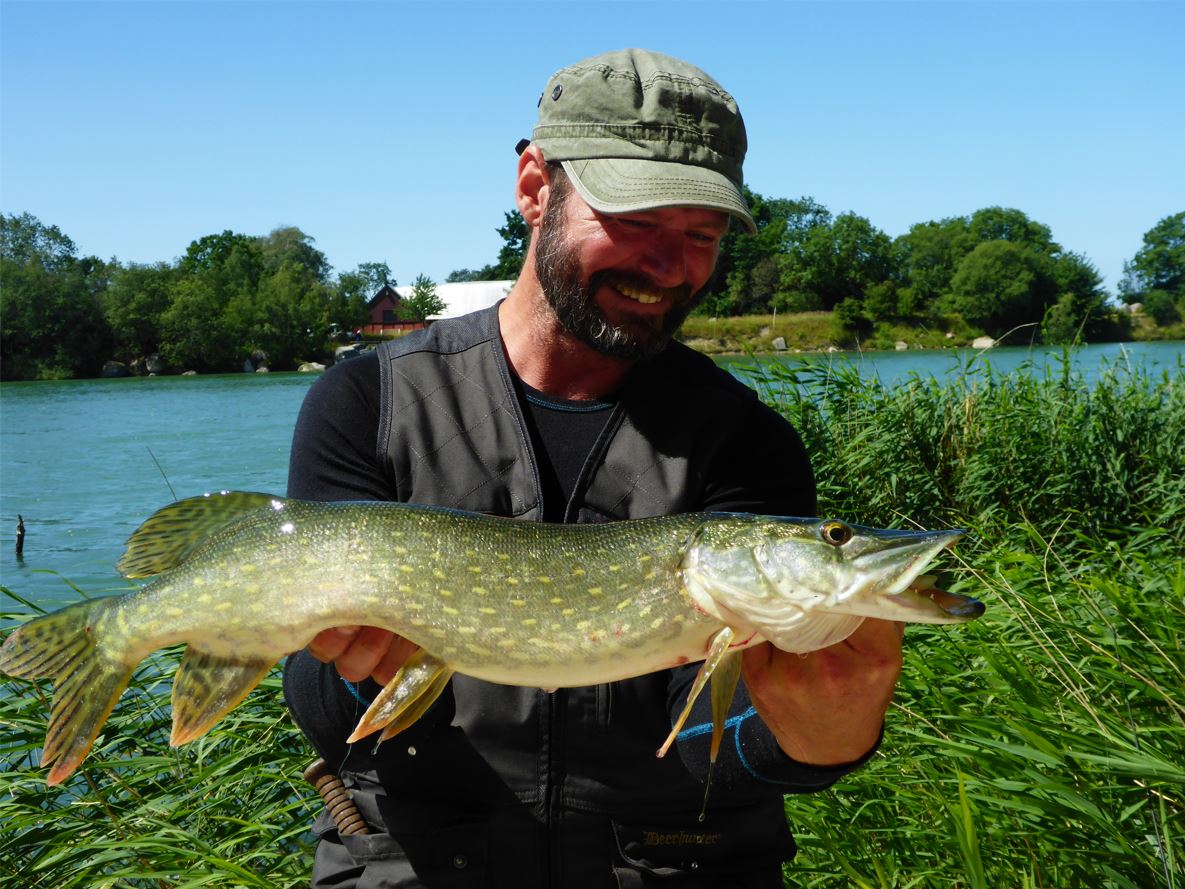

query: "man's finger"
left=333, top=626, right=397, bottom=682
left=308, top=626, right=361, bottom=663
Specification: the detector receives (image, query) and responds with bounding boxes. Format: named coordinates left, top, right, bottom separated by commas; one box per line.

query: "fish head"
left=683, top=515, right=981, bottom=652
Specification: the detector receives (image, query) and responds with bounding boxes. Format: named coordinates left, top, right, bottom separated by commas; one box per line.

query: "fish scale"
left=0, top=491, right=983, bottom=786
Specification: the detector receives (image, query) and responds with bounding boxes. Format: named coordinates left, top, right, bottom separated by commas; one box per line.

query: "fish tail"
left=0, top=599, right=133, bottom=785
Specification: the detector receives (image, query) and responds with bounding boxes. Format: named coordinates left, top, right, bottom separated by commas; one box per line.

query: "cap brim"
left=561, top=157, right=756, bottom=234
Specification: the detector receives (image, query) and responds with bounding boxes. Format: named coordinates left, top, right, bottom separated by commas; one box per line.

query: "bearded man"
left=284, top=48, right=902, bottom=888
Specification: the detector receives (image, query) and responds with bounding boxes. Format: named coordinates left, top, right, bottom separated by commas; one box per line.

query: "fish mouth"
left=835, top=528, right=982, bottom=624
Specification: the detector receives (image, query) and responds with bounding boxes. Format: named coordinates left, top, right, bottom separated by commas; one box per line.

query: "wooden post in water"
left=16, top=515, right=25, bottom=558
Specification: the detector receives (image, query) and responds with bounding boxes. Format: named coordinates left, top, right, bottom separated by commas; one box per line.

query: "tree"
left=945, top=241, right=1057, bottom=337
left=446, top=268, right=485, bottom=283
left=257, top=226, right=331, bottom=283
left=703, top=189, right=831, bottom=316
left=1119, top=212, right=1185, bottom=303
left=893, top=217, right=975, bottom=316
left=0, top=213, right=113, bottom=380
left=481, top=211, right=529, bottom=280
left=101, top=262, right=177, bottom=361
left=777, top=212, right=895, bottom=317
left=968, top=206, right=1059, bottom=255
left=335, top=262, right=391, bottom=334
left=401, top=274, right=447, bottom=321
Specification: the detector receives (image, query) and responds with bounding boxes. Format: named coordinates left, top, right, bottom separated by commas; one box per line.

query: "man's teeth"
left=617, top=284, right=663, bottom=304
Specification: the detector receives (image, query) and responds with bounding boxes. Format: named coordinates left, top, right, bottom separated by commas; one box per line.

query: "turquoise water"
left=2, top=342, right=1182, bottom=609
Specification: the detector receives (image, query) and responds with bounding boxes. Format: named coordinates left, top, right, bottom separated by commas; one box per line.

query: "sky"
left=2, top=0, right=1183, bottom=294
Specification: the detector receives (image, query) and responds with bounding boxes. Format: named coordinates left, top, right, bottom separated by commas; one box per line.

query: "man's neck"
left=498, top=283, right=634, bottom=401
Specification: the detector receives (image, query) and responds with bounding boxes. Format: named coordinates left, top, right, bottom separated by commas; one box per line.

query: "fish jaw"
left=682, top=516, right=975, bottom=653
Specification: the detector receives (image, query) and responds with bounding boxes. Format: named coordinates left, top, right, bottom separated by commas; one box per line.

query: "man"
left=284, top=48, right=902, bottom=887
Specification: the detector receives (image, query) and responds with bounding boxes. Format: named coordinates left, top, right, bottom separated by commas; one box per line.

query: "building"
left=361, top=281, right=514, bottom=336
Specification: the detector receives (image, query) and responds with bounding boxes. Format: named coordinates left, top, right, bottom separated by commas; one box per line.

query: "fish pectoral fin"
left=118, top=491, right=278, bottom=578
left=170, top=648, right=274, bottom=746
left=657, top=626, right=736, bottom=759
left=346, top=650, right=454, bottom=745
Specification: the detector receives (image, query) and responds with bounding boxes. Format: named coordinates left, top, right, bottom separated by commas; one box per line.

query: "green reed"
left=749, top=352, right=1184, bottom=887
left=2, top=353, right=1182, bottom=887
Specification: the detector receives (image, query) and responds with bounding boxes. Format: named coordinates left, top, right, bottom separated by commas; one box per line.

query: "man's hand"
left=307, top=627, right=419, bottom=686
left=741, top=617, right=903, bottom=766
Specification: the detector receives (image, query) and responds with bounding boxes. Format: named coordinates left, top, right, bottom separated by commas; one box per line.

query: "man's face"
left=534, top=174, right=729, bottom=361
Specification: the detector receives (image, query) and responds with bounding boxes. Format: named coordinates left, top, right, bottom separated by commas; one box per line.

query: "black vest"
left=341, top=306, right=795, bottom=886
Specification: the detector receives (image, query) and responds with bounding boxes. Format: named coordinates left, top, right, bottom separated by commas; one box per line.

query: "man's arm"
left=287, top=353, right=413, bottom=684
left=683, top=397, right=900, bottom=779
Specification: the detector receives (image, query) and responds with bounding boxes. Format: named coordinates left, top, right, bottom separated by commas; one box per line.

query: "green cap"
left=529, top=48, right=756, bottom=234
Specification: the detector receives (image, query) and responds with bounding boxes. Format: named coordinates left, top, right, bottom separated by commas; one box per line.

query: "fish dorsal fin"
left=118, top=491, right=279, bottom=578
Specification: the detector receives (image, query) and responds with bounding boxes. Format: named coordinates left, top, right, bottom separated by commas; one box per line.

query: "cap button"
left=551, top=84, right=563, bottom=101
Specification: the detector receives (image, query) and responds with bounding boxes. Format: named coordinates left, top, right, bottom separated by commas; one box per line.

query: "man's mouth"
left=615, top=283, right=664, bottom=305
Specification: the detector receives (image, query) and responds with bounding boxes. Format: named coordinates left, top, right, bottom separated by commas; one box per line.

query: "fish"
left=0, top=491, right=983, bottom=786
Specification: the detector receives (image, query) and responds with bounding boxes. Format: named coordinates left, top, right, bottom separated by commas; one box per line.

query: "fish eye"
left=820, top=521, right=852, bottom=546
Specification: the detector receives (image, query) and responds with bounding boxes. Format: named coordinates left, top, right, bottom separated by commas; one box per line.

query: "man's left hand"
left=741, top=617, right=903, bottom=766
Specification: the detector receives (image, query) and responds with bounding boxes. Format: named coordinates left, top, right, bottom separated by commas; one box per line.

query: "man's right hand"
left=307, top=627, right=420, bottom=685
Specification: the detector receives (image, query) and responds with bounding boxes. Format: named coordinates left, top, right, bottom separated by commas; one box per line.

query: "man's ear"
left=515, top=144, right=551, bottom=228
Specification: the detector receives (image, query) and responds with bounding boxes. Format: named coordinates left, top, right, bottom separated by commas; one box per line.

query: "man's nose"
left=638, top=230, right=687, bottom=288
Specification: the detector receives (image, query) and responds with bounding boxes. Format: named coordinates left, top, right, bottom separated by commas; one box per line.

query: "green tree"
left=0, top=213, right=113, bottom=380
left=479, top=211, right=529, bottom=280
left=702, top=189, right=831, bottom=316
left=446, top=268, right=485, bottom=283
left=401, top=274, right=447, bottom=321
left=1119, top=212, right=1185, bottom=304
left=893, top=217, right=975, bottom=317
left=101, top=263, right=177, bottom=361
left=160, top=275, right=237, bottom=371
left=968, top=206, right=1059, bottom=254
left=945, top=241, right=1057, bottom=337
left=1042, top=252, right=1116, bottom=343
left=777, top=212, right=895, bottom=318
left=257, top=226, right=332, bottom=282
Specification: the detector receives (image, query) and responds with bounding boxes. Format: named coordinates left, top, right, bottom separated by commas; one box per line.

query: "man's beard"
left=534, top=205, right=708, bottom=361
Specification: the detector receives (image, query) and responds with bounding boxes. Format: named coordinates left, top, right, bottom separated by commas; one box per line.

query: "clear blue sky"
left=2, top=0, right=1182, bottom=294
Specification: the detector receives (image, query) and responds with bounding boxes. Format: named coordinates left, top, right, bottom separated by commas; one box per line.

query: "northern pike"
left=0, top=492, right=983, bottom=786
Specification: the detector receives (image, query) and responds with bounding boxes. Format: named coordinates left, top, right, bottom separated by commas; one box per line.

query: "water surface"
left=2, top=342, right=1181, bottom=609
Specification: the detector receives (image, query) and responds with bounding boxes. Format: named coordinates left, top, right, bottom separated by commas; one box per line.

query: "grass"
left=2, top=353, right=1182, bottom=887
left=678, top=312, right=986, bottom=354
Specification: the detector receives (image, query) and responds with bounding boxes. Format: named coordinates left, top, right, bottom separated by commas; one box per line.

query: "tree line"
left=2, top=202, right=1182, bottom=381
left=0, top=216, right=433, bottom=381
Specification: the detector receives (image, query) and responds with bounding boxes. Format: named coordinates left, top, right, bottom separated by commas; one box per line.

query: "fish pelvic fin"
left=657, top=626, right=737, bottom=759
left=118, top=491, right=278, bottom=578
left=346, top=650, right=454, bottom=745
left=700, top=648, right=744, bottom=821
left=0, top=599, right=134, bottom=786
left=170, top=647, right=275, bottom=746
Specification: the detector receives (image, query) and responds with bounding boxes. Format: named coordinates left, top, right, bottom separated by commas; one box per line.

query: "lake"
left=2, top=341, right=1181, bottom=610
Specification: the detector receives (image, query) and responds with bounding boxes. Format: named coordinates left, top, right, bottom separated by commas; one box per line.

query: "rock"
left=945, top=331, right=956, bottom=339
left=101, top=361, right=130, bottom=378
left=972, top=336, right=996, bottom=349
left=182, top=370, right=198, bottom=376
left=143, top=353, right=168, bottom=375
left=771, top=336, right=787, bottom=351
left=255, top=366, right=270, bottom=373
left=895, top=341, right=908, bottom=351
left=298, top=362, right=326, bottom=373
left=826, top=345, right=839, bottom=353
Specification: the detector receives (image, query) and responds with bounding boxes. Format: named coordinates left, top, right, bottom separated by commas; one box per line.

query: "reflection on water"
left=1, top=343, right=1181, bottom=609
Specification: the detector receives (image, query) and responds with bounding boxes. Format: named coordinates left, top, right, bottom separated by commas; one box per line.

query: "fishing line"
left=146, top=447, right=178, bottom=501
